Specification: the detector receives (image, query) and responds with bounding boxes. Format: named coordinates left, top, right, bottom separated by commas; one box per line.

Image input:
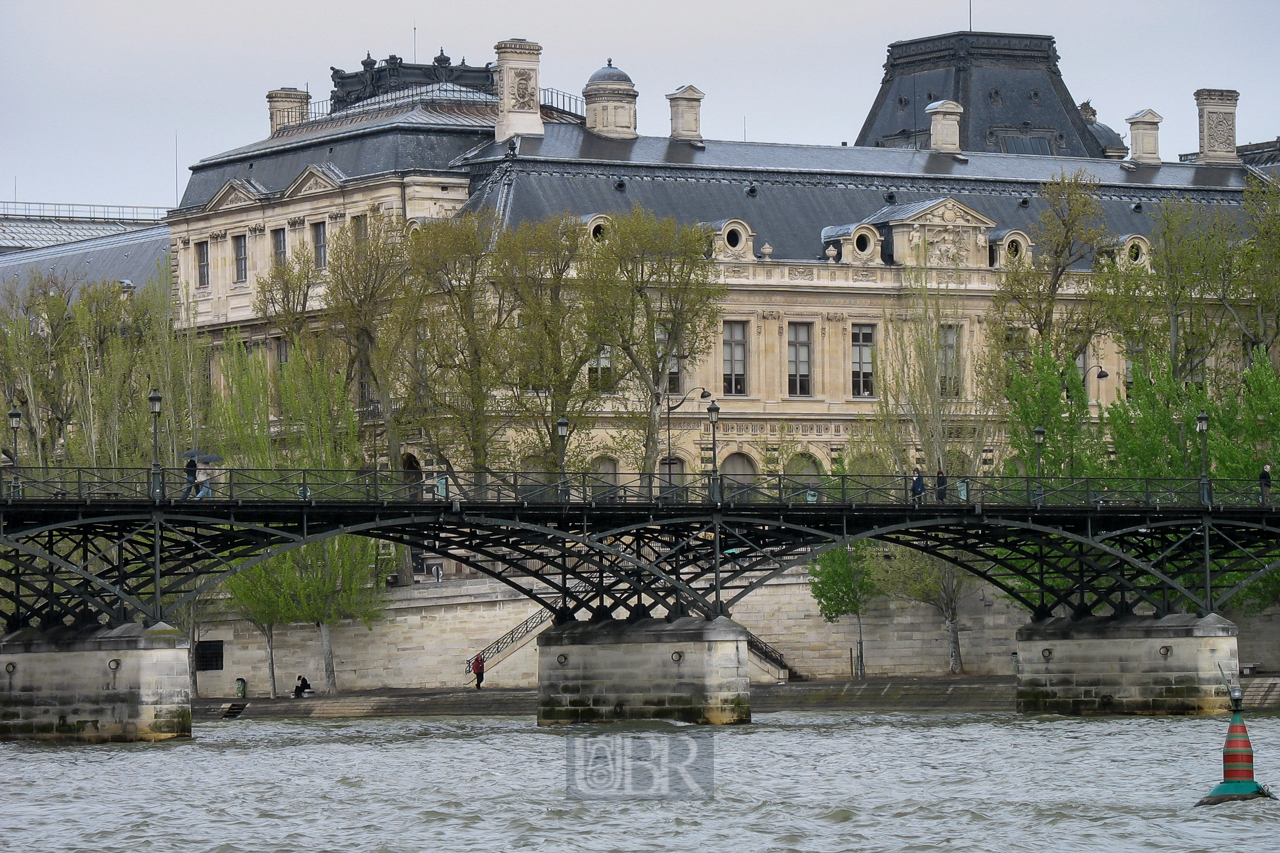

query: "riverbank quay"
left=193, top=675, right=1280, bottom=722
left=192, top=676, right=1014, bottom=721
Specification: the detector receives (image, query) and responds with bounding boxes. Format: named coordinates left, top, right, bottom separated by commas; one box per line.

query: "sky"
left=2, top=0, right=1278, bottom=210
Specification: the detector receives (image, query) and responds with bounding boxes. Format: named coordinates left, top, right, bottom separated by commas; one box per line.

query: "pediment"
left=900, top=199, right=996, bottom=229
left=206, top=178, right=265, bottom=212
left=282, top=165, right=344, bottom=199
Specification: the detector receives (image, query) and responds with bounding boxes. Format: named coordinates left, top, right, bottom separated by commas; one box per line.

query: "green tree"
left=874, top=545, right=976, bottom=674
left=991, top=169, right=1110, bottom=362
left=808, top=539, right=880, bottom=679
left=588, top=208, right=723, bottom=474
left=406, top=212, right=517, bottom=471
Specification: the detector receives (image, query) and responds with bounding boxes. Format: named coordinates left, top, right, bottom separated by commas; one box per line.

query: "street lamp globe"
left=8, top=405, right=20, bottom=432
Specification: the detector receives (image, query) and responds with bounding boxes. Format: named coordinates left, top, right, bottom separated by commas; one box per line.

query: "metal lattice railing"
left=0, top=467, right=1272, bottom=510
left=465, top=579, right=594, bottom=673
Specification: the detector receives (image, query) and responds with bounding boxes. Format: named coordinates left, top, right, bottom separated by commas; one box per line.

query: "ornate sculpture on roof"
left=328, top=50, right=495, bottom=111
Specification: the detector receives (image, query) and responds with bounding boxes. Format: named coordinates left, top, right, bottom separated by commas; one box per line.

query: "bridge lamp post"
left=149, top=389, right=163, bottom=500
left=1033, top=425, right=1045, bottom=506
left=665, top=387, right=711, bottom=486
left=707, top=401, right=721, bottom=503
left=556, top=416, right=569, bottom=502
left=1198, top=411, right=1210, bottom=506
left=8, top=405, right=20, bottom=497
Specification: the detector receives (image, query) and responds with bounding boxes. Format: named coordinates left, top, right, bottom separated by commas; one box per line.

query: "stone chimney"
left=583, top=60, right=638, bottom=140
left=267, top=88, right=311, bottom=134
left=666, top=85, right=705, bottom=141
left=1194, top=89, right=1242, bottom=165
left=1125, top=109, right=1163, bottom=165
left=493, top=39, right=544, bottom=142
left=925, top=100, right=964, bottom=153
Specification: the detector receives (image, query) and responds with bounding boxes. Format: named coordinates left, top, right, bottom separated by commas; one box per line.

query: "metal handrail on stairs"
left=747, top=633, right=805, bottom=681
left=465, top=580, right=593, bottom=673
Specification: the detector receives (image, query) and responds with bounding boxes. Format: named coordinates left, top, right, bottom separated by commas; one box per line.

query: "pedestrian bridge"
left=1, top=467, right=1276, bottom=631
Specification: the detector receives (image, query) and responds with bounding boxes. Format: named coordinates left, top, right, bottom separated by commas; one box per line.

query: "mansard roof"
left=855, top=31, right=1108, bottom=158
left=460, top=124, right=1248, bottom=263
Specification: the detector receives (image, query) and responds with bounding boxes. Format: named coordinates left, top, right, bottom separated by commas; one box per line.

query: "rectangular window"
left=232, top=235, right=247, bottom=283
left=788, top=323, right=812, bottom=396
left=276, top=338, right=290, bottom=371
left=851, top=325, right=874, bottom=397
left=352, top=214, right=369, bottom=243
left=723, top=321, right=747, bottom=396
left=939, top=325, right=961, bottom=398
left=272, top=228, right=287, bottom=266
left=195, top=241, right=210, bottom=288
left=194, top=640, right=224, bottom=672
left=312, top=221, right=327, bottom=269
left=588, top=347, right=614, bottom=392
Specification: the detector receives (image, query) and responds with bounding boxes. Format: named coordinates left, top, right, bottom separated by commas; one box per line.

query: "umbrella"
left=181, top=449, right=206, bottom=459
left=197, top=453, right=224, bottom=464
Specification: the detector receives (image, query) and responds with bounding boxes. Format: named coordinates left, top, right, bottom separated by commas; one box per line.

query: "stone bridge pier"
left=0, top=623, right=191, bottom=741
left=536, top=616, right=752, bottom=725
left=1015, top=614, right=1238, bottom=715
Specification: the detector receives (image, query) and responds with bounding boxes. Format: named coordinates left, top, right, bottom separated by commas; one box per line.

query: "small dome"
left=588, top=59, right=633, bottom=85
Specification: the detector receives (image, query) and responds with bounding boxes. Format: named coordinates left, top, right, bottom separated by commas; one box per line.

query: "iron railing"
left=0, top=467, right=1272, bottom=510
left=0, top=201, right=168, bottom=222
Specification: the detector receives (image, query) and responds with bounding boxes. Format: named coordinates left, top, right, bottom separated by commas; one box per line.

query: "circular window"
left=1007, top=240, right=1022, bottom=260
left=1128, top=242, right=1143, bottom=262
left=726, top=228, right=742, bottom=249
left=591, top=223, right=605, bottom=241
left=855, top=233, right=871, bottom=253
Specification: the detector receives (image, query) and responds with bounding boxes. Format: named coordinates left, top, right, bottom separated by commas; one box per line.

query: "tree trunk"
left=855, top=611, right=866, bottom=680
left=265, top=626, right=278, bottom=699
left=186, top=642, right=199, bottom=699
left=945, top=617, right=964, bottom=674
left=319, top=622, right=338, bottom=694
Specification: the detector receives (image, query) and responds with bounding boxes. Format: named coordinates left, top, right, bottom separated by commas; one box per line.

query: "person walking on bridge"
left=909, top=468, right=925, bottom=508
left=1261, top=464, right=1272, bottom=508
left=472, top=652, right=485, bottom=690
left=935, top=469, right=948, bottom=504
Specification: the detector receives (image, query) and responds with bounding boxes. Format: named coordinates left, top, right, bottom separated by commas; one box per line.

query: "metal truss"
left=3, top=467, right=1280, bottom=630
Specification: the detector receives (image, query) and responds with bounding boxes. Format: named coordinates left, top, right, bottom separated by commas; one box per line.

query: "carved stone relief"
left=825, top=312, right=846, bottom=321
left=208, top=230, right=227, bottom=242
left=787, top=267, right=814, bottom=281
left=725, top=265, right=748, bottom=278
left=287, top=216, right=306, bottom=229
left=510, top=68, right=538, bottom=111
left=1206, top=112, right=1235, bottom=150
left=247, top=223, right=265, bottom=235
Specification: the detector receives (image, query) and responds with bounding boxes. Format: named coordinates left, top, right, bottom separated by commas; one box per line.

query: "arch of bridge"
left=3, top=503, right=1280, bottom=627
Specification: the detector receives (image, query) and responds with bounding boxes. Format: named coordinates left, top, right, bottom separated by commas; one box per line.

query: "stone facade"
left=0, top=623, right=190, bottom=741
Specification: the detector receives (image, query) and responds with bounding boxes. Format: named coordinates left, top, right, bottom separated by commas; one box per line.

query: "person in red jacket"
left=472, top=653, right=485, bottom=690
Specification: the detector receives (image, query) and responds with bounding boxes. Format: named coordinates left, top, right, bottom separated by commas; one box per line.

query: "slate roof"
left=0, top=226, right=171, bottom=290
left=459, top=124, right=1249, bottom=262
left=855, top=31, right=1109, bottom=159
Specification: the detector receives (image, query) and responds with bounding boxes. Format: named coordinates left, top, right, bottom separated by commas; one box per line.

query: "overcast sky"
left=2, top=0, right=1277, bottom=210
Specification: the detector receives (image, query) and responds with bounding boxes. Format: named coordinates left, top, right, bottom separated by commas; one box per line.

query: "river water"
left=2, top=711, right=1277, bottom=853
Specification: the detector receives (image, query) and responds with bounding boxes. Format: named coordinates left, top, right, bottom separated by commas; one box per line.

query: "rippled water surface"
left=3, top=711, right=1278, bottom=853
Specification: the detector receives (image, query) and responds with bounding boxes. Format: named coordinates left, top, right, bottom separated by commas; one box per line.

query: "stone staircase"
left=1242, top=675, right=1280, bottom=709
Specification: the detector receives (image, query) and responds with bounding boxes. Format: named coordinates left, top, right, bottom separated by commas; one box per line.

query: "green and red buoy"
left=1196, top=681, right=1274, bottom=806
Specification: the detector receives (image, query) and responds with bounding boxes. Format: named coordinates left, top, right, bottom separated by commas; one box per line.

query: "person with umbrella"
left=194, top=453, right=222, bottom=500
left=180, top=450, right=203, bottom=500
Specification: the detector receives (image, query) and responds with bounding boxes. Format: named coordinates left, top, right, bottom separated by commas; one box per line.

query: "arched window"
left=722, top=453, right=758, bottom=485
left=784, top=453, right=822, bottom=485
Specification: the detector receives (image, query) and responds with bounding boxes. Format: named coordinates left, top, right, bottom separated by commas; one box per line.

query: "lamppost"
left=556, top=416, right=569, bottom=502
left=707, top=401, right=720, bottom=503
left=1033, top=425, right=1045, bottom=505
left=8, top=405, right=20, bottom=498
left=1198, top=411, right=1210, bottom=506
left=149, top=389, right=163, bottom=499
left=665, top=387, right=711, bottom=485
left=1082, top=365, right=1109, bottom=407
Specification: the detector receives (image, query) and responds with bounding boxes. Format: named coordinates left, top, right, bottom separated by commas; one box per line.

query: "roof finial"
left=607, top=58, right=613, bottom=67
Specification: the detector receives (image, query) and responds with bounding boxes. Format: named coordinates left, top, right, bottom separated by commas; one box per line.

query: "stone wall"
left=192, top=571, right=1280, bottom=698
left=0, top=623, right=191, bottom=741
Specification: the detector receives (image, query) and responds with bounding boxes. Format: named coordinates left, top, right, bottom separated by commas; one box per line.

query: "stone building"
left=165, top=30, right=1253, bottom=483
